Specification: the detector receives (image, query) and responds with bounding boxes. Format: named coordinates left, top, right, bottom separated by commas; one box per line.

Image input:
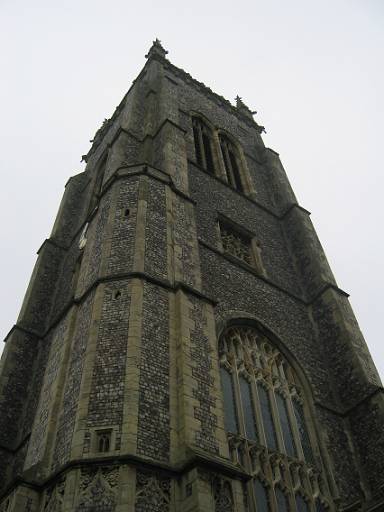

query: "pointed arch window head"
left=219, top=325, right=333, bottom=512
left=192, top=117, right=216, bottom=175
left=219, top=134, right=244, bottom=192
left=96, top=430, right=111, bottom=453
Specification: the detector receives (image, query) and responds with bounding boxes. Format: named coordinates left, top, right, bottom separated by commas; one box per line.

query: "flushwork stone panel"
left=107, top=179, right=139, bottom=276
left=52, top=292, right=95, bottom=470
left=137, top=282, right=170, bottom=462
left=83, top=281, right=131, bottom=454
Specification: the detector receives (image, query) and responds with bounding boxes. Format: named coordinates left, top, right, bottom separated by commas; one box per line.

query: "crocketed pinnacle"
left=145, top=38, right=168, bottom=59
left=235, top=95, right=257, bottom=119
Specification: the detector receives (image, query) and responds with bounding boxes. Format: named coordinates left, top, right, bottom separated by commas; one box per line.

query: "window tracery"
left=191, top=117, right=250, bottom=195
left=219, top=325, right=333, bottom=512
left=96, top=431, right=111, bottom=453
left=219, top=134, right=244, bottom=192
left=192, top=117, right=216, bottom=175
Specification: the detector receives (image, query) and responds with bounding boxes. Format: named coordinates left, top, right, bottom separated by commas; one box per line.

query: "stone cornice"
left=3, top=324, right=40, bottom=343
left=4, top=271, right=216, bottom=343
left=0, top=447, right=249, bottom=501
left=36, top=238, right=67, bottom=255
left=45, top=163, right=195, bottom=253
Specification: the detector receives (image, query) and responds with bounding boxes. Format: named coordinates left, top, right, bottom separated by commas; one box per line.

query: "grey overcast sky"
left=0, top=0, right=383, bottom=379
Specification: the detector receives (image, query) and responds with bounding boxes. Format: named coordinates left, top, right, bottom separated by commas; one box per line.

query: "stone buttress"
left=0, top=40, right=382, bottom=512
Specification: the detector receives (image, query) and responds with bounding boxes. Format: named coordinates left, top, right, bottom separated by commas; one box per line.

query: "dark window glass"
left=315, top=499, right=327, bottom=512
left=276, top=393, right=296, bottom=457
left=193, top=117, right=216, bottom=175
left=293, top=400, right=314, bottom=465
left=240, top=377, right=257, bottom=441
left=97, top=432, right=111, bottom=453
left=193, top=125, right=203, bottom=167
left=221, top=141, right=231, bottom=175
left=254, top=479, right=270, bottom=512
left=202, top=132, right=215, bottom=174
left=220, top=367, right=238, bottom=433
left=258, top=384, right=277, bottom=450
left=220, top=136, right=243, bottom=192
left=296, top=495, right=309, bottom=512
left=229, top=149, right=243, bottom=192
left=275, top=488, right=289, bottom=512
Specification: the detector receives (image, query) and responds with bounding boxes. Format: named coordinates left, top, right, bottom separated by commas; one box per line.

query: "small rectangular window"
left=96, top=430, right=112, bottom=453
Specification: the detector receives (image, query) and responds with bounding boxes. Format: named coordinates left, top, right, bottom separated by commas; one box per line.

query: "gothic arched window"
left=219, top=325, right=333, bottom=512
left=192, top=117, right=216, bottom=175
left=219, top=134, right=244, bottom=192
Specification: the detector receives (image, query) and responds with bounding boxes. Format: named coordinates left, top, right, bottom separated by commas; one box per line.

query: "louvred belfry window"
left=219, top=325, right=334, bottom=512
left=219, top=134, right=243, bottom=192
left=192, top=117, right=216, bottom=175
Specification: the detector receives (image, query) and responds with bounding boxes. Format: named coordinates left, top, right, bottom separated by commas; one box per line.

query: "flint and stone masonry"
left=0, top=40, right=383, bottom=512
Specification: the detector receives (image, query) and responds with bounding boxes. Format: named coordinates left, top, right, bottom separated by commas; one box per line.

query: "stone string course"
left=0, top=42, right=382, bottom=512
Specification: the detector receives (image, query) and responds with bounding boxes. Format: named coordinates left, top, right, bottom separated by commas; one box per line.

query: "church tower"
left=0, top=40, right=383, bottom=512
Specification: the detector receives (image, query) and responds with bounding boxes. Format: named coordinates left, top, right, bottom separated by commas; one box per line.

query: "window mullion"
left=214, top=132, right=228, bottom=181
left=286, top=393, right=304, bottom=460
left=223, top=142, right=236, bottom=187
left=233, top=370, right=247, bottom=439
left=251, top=375, right=266, bottom=449
left=268, top=386, right=286, bottom=455
left=254, top=380, right=268, bottom=449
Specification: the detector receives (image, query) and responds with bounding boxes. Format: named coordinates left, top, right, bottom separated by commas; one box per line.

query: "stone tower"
left=0, top=40, right=383, bottom=512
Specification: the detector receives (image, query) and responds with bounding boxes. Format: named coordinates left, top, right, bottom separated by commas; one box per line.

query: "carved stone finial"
left=235, top=95, right=257, bottom=120
left=145, top=38, right=168, bottom=59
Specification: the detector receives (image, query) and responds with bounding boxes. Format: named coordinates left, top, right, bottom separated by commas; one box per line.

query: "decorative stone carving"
left=75, top=468, right=118, bottom=511
left=220, top=224, right=252, bottom=265
left=135, top=471, right=170, bottom=512
left=145, top=39, right=168, bottom=60
left=45, top=476, right=66, bottom=512
left=213, top=478, right=234, bottom=512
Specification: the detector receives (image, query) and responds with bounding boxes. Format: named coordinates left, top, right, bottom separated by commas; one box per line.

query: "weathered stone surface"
left=0, top=41, right=382, bottom=512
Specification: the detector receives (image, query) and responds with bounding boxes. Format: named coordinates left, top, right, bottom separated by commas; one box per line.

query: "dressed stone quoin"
left=0, top=40, right=383, bottom=512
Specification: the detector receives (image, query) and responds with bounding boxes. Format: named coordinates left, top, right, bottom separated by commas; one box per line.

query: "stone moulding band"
left=4, top=271, right=216, bottom=344
left=199, top=238, right=349, bottom=306
left=52, top=162, right=196, bottom=255
left=188, top=158, right=311, bottom=220
left=0, top=447, right=249, bottom=502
